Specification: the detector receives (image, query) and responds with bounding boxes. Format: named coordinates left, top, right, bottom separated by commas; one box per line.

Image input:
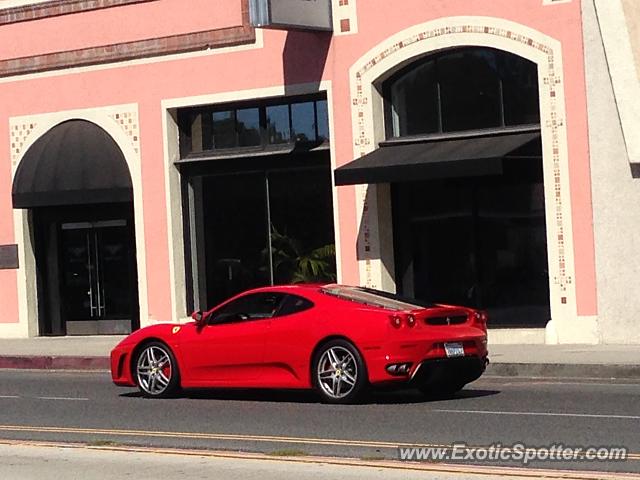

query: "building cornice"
left=0, top=0, right=156, bottom=26
left=0, top=0, right=255, bottom=78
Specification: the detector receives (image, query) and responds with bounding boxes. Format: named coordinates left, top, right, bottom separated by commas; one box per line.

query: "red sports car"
left=111, top=284, right=488, bottom=403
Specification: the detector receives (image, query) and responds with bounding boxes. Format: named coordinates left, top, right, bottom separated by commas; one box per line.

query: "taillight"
left=474, top=311, right=489, bottom=330
left=390, top=315, right=403, bottom=329
left=389, top=314, right=417, bottom=329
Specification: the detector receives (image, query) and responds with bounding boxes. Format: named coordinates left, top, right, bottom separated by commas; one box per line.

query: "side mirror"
left=191, top=310, right=206, bottom=327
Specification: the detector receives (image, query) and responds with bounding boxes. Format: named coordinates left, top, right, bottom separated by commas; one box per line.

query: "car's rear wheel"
left=313, top=340, right=367, bottom=404
left=135, top=342, right=180, bottom=398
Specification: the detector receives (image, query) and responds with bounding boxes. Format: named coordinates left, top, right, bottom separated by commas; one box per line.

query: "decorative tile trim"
left=0, top=0, right=255, bottom=78
left=332, top=0, right=357, bottom=35
left=10, top=121, right=38, bottom=167
left=108, top=108, right=140, bottom=155
left=348, top=17, right=577, bottom=321
left=0, top=0, right=156, bottom=26
left=10, top=107, right=139, bottom=164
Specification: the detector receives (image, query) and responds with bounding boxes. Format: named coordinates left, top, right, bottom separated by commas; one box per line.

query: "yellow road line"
left=0, top=438, right=637, bottom=480
left=0, top=424, right=638, bottom=461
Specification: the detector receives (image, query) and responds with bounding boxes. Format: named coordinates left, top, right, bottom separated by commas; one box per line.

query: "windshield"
left=320, top=285, right=433, bottom=311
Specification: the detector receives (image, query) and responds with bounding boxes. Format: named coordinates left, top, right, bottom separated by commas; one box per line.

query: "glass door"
left=60, top=220, right=135, bottom=335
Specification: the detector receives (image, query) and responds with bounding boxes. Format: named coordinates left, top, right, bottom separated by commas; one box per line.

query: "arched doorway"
left=337, top=47, right=550, bottom=327
left=12, top=120, right=140, bottom=336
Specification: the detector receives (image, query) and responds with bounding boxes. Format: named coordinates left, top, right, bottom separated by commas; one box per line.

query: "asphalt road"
left=0, top=370, right=638, bottom=476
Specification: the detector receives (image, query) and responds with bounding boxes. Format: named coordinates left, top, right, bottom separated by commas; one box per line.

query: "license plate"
left=444, top=342, right=465, bottom=358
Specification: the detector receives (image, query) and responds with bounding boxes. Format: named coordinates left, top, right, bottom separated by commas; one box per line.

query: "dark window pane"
left=439, top=49, right=501, bottom=132
left=237, top=108, right=261, bottom=147
left=390, top=59, right=439, bottom=137
left=500, top=53, right=540, bottom=125
left=277, top=294, right=314, bottom=316
left=266, top=105, right=291, bottom=144
left=212, top=292, right=285, bottom=323
left=316, top=100, right=330, bottom=142
left=60, top=229, right=92, bottom=321
left=203, top=173, right=269, bottom=306
left=476, top=180, right=549, bottom=326
left=268, top=169, right=336, bottom=284
left=392, top=164, right=550, bottom=327
left=291, top=102, right=316, bottom=143
left=212, top=110, right=236, bottom=149
left=99, top=227, right=134, bottom=319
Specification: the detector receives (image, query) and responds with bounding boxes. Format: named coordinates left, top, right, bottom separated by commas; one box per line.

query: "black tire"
left=312, top=339, right=367, bottom=404
left=133, top=341, right=180, bottom=398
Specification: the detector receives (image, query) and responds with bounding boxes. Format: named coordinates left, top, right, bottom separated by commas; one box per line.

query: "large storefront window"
left=392, top=159, right=550, bottom=327
left=383, top=48, right=550, bottom=327
left=201, top=167, right=336, bottom=307
left=178, top=95, right=335, bottom=310
left=387, top=47, right=540, bottom=137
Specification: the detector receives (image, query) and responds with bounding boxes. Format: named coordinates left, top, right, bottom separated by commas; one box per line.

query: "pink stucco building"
left=0, top=0, right=635, bottom=343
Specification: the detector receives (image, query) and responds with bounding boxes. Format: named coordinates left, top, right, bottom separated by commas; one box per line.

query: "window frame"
left=178, top=94, right=330, bottom=159
left=382, top=47, right=540, bottom=141
left=208, top=291, right=287, bottom=325
left=274, top=294, right=315, bottom=318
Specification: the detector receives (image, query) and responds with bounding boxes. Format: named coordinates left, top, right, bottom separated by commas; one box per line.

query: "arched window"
left=385, top=47, right=540, bottom=138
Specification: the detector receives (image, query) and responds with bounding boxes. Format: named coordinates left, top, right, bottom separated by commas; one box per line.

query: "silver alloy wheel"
left=136, top=345, right=173, bottom=396
left=317, top=346, right=358, bottom=399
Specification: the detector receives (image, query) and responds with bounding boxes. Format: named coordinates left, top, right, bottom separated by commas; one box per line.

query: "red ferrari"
left=111, top=284, right=489, bottom=403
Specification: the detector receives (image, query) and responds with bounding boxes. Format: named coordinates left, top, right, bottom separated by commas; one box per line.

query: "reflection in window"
left=202, top=168, right=336, bottom=306
left=387, top=47, right=539, bottom=138
left=316, top=100, right=330, bottom=142
left=212, top=111, right=235, bottom=149
left=266, top=105, right=290, bottom=144
left=237, top=108, right=261, bottom=147
left=291, top=102, right=316, bottom=143
left=390, top=59, right=439, bottom=136
left=179, top=96, right=330, bottom=157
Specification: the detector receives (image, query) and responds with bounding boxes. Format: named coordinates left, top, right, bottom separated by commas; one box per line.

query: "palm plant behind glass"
left=264, top=224, right=336, bottom=284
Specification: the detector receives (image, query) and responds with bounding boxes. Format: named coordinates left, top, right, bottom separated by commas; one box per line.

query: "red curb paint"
left=0, top=356, right=109, bottom=370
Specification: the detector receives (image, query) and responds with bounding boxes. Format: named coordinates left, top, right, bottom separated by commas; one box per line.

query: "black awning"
left=334, top=131, right=541, bottom=186
left=12, top=120, right=133, bottom=208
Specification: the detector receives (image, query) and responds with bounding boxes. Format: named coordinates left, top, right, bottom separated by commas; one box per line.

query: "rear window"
left=320, top=285, right=433, bottom=311
left=277, top=294, right=314, bottom=316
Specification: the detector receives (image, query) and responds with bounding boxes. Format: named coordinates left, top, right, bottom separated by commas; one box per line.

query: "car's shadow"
left=119, top=387, right=499, bottom=405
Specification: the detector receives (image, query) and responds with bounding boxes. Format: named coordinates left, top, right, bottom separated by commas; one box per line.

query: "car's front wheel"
left=134, top=342, right=180, bottom=398
left=313, top=339, right=367, bottom=404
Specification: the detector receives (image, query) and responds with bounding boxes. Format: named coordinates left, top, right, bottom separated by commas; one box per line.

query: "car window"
left=276, top=294, right=314, bottom=317
left=210, top=292, right=285, bottom=324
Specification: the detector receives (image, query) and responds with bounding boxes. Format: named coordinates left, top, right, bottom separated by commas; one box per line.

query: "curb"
left=1, top=356, right=639, bottom=379
left=486, top=362, right=640, bottom=379
left=0, top=356, right=109, bottom=370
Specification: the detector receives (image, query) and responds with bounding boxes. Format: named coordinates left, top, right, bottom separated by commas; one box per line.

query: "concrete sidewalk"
left=0, top=336, right=639, bottom=379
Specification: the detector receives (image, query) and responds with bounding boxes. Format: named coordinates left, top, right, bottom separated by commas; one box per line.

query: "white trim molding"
left=347, top=16, right=596, bottom=344
left=9, top=104, right=149, bottom=337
